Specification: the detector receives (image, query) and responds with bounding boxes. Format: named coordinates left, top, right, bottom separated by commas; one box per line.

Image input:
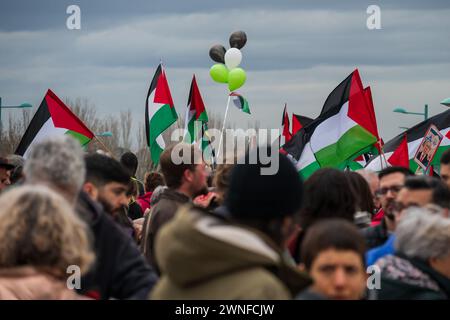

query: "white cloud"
left=1, top=7, right=450, bottom=149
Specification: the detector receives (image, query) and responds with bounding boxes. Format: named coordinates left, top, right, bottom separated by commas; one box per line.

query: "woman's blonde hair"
left=0, top=185, right=94, bottom=279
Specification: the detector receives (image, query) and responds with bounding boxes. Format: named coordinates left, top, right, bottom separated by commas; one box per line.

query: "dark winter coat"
left=151, top=206, right=312, bottom=299
left=372, top=254, right=450, bottom=300
left=76, top=191, right=158, bottom=299
left=140, top=188, right=190, bottom=273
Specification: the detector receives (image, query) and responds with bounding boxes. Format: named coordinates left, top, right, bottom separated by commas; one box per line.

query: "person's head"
left=345, top=171, right=375, bottom=214
left=212, top=162, right=235, bottom=204
left=225, top=148, right=303, bottom=247
left=422, top=140, right=432, bottom=154
left=0, top=185, right=94, bottom=279
left=120, top=151, right=139, bottom=177
left=377, top=166, right=414, bottom=219
left=23, top=136, right=86, bottom=204
left=144, top=171, right=164, bottom=193
left=440, top=149, right=450, bottom=189
left=299, top=168, right=357, bottom=233
left=393, top=176, right=450, bottom=225
left=84, top=153, right=130, bottom=215
left=356, top=169, right=379, bottom=197
left=395, top=208, right=450, bottom=279
left=301, top=219, right=367, bottom=300
left=5, top=155, right=25, bottom=186
left=0, top=157, right=14, bottom=192
left=126, top=178, right=139, bottom=201
left=159, top=143, right=208, bottom=198
left=356, top=169, right=380, bottom=210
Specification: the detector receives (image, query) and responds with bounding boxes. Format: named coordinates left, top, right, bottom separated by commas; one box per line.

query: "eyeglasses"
left=376, top=185, right=403, bottom=196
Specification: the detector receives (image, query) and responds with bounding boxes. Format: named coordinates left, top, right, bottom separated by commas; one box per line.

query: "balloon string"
left=216, top=94, right=231, bottom=162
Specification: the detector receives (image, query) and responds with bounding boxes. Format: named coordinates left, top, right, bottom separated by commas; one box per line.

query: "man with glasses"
left=362, top=166, right=413, bottom=250
left=366, top=176, right=450, bottom=266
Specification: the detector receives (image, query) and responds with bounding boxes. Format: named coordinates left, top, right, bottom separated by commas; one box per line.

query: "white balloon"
left=224, top=48, right=242, bottom=69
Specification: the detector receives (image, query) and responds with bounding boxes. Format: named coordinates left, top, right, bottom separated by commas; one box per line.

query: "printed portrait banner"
left=413, top=124, right=443, bottom=172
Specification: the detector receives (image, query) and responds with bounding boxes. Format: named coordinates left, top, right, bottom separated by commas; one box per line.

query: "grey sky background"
left=1, top=0, right=450, bottom=149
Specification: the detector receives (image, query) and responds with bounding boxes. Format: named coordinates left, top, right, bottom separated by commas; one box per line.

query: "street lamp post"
left=95, top=131, right=113, bottom=137
left=441, top=98, right=450, bottom=107
left=0, top=97, right=33, bottom=132
left=393, top=104, right=429, bottom=121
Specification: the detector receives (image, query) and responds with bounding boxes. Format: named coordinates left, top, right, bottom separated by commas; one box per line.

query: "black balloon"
left=209, top=44, right=226, bottom=63
left=229, top=31, right=247, bottom=49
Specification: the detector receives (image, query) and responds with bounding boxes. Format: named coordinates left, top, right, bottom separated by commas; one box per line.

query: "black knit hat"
left=225, top=148, right=303, bottom=219
left=0, top=157, right=14, bottom=170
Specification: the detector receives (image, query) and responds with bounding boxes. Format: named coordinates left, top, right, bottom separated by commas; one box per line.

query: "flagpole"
left=216, top=94, right=231, bottom=162
left=201, top=123, right=216, bottom=171
left=377, top=140, right=388, bottom=169
left=93, top=135, right=115, bottom=157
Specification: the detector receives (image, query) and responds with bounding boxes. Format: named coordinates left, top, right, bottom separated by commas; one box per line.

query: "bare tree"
left=1, top=96, right=239, bottom=183
left=65, top=97, right=100, bottom=131
left=0, top=109, right=32, bottom=155
left=135, top=121, right=153, bottom=180
left=66, top=97, right=124, bottom=158
left=120, top=110, right=132, bottom=150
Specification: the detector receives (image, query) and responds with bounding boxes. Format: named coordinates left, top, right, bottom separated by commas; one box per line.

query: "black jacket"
left=361, top=219, right=389, bottom=250
left=76, top=191, right=158, bottom=299
left=127, top=201, right=143, bottom=220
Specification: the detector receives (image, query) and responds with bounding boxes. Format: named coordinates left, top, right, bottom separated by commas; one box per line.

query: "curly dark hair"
left=144, top=172, right=165, bottom=193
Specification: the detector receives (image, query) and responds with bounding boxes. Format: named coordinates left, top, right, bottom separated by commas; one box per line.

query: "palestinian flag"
left=292, top=113, right=313, bottom=135
left=145, top=64, right=178, bottom=165
left=429, top=166, right=440, bottom=177
left=347, top=153, right=373, bottom=171
left=285, top=140, right=321, bottom=179
left=230, top=92, right=250, bottom=114
left=387, top=134, right=409, bottom=168
left=281, top=104, right=292, bottom=143
left=345, top=86, right=383, bottom=171
left=283, top=69, right=378, bottom=178
left=15, top=89, right=94, bottom=157
left=366, top=109, right=450, bottom=172
left=184, top=75, right=208, bottom=144
left=363, top=87, right=381, bottom=143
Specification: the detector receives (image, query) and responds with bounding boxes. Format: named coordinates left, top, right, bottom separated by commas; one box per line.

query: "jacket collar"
left=193, top=210, right=312, bottom=295
left=161, top=188, right=191, bottom=203
left=76, top=191, right=104, bottom=226
left=406, top=255, right=450, bottom=296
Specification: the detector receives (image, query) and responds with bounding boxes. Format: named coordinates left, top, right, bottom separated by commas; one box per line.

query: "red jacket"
left=371, top=209, right=384, bottom=227
left=137, top=192, right=153, bottom=214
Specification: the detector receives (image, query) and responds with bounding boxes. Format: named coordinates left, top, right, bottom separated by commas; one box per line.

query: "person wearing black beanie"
left=225, top=147, right=304, bottom=247
left=151, top=147, right=311, bottom=299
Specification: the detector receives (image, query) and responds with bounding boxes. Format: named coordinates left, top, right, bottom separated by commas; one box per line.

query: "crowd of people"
left=0, top=136, right=449, bottom=300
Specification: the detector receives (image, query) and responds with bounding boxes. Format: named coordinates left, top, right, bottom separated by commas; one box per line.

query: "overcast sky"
left=1, top=0, right=450, bottom=149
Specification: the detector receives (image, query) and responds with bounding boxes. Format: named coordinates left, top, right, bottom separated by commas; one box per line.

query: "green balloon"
left=210, top=64, right=229, bottom=83
left=228, top=68, right=246, bottom=91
